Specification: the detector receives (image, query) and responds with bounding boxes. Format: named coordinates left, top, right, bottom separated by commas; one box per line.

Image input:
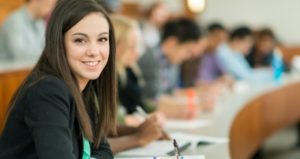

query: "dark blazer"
left=0, top=75, right=113, bottom=159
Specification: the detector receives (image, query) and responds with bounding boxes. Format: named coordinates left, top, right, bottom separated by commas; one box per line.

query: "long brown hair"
left=4, top=0, right=117, bottom=149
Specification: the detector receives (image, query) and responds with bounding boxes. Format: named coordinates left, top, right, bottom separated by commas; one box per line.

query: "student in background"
left=179, top=33, right=208, bottom=88
left=138, top=18, right=202, bottom=119
left=0, top=0, right=57, bottom=60
left=140, top=1, right=170, bottom=49
left=108, top=15, right=169, bottom=154
left=113, top=15, right=146, bottom=115
left=197, top=23, right=229, bottom=84
left=0, top=0, right=116, bottom=158
left=216, top=26, right=272, bottom=81
left=246, top=28, right=284, bottom=68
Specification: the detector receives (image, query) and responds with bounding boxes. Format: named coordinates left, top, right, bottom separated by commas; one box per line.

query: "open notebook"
left=116, top=132, right=227, bottom=157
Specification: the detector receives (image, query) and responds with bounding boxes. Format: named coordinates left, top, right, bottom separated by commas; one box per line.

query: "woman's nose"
left=87, top=42, right=100, bottom=56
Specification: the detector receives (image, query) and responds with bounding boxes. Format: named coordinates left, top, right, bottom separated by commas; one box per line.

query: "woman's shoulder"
left=29, top=74, right=68, bottom=89
left=25, top=74, right=73, bottom=100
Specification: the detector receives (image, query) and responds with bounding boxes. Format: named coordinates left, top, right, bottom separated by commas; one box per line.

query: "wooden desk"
left=280, top=46, right=300, bottom=64
left=229, top=79, right=300, bottom=159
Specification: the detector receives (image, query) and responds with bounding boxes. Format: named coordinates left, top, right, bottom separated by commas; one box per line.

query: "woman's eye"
left=98, top=37, right=108, bottom=42
left=74, top=38, right=84, bottom=43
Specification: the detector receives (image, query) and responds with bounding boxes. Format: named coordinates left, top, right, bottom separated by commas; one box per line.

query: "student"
left=0, top=0, right=116, bottom=158
left=0, top=0, right=57, bottom=60
left=140, top=2, right=170, bottom=49
left=197, top=23, right=229, bottom=84
left=107, top=15, right=166, bottom=154
left=139, top=18, right=201, bottom=99
left=138, top=18, right=202, bottom=119
left=246, top=28, right=284, bottom=68
left=112, top=15, right=146, bottom=115
left=216, top=26, right=272, bottom=81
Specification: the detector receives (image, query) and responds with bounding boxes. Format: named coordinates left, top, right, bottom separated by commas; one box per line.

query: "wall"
left=199, top=0, right=300, bottom=45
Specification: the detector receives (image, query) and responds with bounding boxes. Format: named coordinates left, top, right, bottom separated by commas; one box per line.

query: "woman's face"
left=64, top=12, right=110, bottom=90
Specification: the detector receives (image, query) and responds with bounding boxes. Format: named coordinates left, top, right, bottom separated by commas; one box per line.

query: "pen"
left=136, top=106, right=171, bottom=140
left=173, top=139, right=180, bottom=158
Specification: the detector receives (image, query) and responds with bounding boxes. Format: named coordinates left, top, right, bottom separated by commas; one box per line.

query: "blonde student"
left=108, top=15, right=168, bottom=154
left=0, top=0, right=117, bottom=158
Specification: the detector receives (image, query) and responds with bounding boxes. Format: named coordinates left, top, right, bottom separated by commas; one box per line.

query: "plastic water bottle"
left=272, top=51, right=284, bottom=83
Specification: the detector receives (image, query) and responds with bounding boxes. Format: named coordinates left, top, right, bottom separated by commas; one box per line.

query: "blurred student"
left=0, top=0, right=57, bottom=60
left=108, top=15, right=168, bottom=154
left=216, top=26, right=272, bottom=81
left=197, top=23, right=229, bottom=84
left=246, top=28, right=284, bottom=68
left=112, top=15, right=146, bottom=115
left=138, top=18, right=202, bottom=118
left=180, top=34, right=208, bottom=88
left=0, top=0, right=116, bottom=158
left=140, top=2, right=170, bottom=49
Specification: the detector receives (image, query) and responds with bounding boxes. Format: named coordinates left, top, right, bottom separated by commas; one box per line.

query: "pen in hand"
left=136, top=106, right=171, bottom=140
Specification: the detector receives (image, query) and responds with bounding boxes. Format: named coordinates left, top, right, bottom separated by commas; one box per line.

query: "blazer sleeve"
left=24, top=77, right=76, bottom=159
left=91, top=137, right=114, bottom=159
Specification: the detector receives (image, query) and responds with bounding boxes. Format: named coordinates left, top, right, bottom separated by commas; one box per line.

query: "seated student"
left=0, top=0, right=116, bottom=158
left=108, top=15, right=169, bottom=154
left=112, top=15, right=146, bottom=114
left=216, top=26, right=272, bottom=81
left=197, top=23, right=229, bottom=84
left=246, top=28, right=284, bottom=68
left=140, top=1, right=170, bottom=49
left=0, top=0, right=57, bottom=60
left=180, top=34, right=208, bottom=88
left=138, top=18, right=202, bottom=118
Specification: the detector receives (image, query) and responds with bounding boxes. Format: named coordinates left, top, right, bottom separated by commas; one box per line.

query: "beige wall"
left=198, top=0, right=300, bottom=45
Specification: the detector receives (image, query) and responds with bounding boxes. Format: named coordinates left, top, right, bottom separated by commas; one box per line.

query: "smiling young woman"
left=0, top=0, right=117, bottom=158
